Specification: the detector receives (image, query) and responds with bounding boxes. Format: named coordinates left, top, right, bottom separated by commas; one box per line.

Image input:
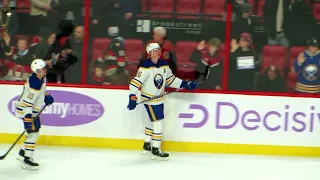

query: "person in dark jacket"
left=190, top=38, right=223, bottom=90
left=257, top=65, right=286, bottom=92
left=228, top=33, right=256, bottom=91
left=263, top=0, right=317, bottom=47
left=231, top=2, right=253, bottom=37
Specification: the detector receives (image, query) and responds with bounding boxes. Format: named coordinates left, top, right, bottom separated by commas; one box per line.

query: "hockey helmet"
left=146, top=43, right=161, bottom=54
left=31, top=59, right=46, bottom=74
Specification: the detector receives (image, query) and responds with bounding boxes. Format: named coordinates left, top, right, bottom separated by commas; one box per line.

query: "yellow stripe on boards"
left=0, top=133, right=319, bottom=157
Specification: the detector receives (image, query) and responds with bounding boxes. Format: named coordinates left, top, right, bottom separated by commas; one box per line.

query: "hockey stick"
left=0, top=105, right=48, bottom=160
left=137, top=66, right=210, bottom=105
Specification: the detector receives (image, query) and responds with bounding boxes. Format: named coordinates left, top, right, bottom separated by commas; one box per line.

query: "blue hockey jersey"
left=294, top=51, right=320, bottom=93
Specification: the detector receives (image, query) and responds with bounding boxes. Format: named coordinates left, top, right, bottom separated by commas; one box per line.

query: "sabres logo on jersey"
left=303, top=64, right=319, bottom=81
left=154, top=74, right=164, bottom=89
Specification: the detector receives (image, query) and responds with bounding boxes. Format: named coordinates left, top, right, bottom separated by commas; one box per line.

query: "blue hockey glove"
left=23, top=114, right=33, bottom=130
left=127, top=94, right=137, bottom=110
left=180, top=80, right=198, bottom=90
left=44, top=95, right=54, bottom=105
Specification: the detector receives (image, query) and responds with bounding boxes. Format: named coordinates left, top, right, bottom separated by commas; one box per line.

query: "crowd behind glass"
left=0, top=0, right=320, bottom=94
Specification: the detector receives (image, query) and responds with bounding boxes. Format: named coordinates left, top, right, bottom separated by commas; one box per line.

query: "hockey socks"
left=23, top=132, right=39, bottom=158
left=152, top=121, right=163, bottom=148
left=144, top=127, right=153, bottom=142
left=151, top=121, right=169, bottom=160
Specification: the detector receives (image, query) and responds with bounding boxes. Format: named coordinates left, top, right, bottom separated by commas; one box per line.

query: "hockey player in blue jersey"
left=293, top=38, right=320, bottom=94
left=127, top=43, right=198, bottom=160
left=15, top=59, right=54, bottom=170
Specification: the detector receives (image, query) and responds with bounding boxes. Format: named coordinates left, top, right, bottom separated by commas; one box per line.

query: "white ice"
left=0, top=144, right=319, bottom=180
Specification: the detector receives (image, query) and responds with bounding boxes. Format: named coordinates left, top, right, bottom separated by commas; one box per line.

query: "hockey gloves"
left=44, top=95, right=54, bottom=105
left=181, top=80, right=198, bottom=90
left=24, top=114, right=33, bottom=130
left=127, top=94, right=137, bottom=110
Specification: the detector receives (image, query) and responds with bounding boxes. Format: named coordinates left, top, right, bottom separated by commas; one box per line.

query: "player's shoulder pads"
left=140, top=59, right=155, bottom=68
left=29, top=73, right=43, bottom=90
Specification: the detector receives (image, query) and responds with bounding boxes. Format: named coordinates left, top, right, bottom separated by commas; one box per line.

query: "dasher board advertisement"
left=0, top=84, right=319, bottom=156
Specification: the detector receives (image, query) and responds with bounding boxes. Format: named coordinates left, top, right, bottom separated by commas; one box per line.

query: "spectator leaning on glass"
left=190, top=38, right=223, bottom=90
left=292, top=38, right=320, bottom=94
left=228, top=33, right=256, bottom=91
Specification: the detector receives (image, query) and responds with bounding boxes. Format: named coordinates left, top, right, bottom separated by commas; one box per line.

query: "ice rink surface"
left=0, top=144, right=319, bottom=180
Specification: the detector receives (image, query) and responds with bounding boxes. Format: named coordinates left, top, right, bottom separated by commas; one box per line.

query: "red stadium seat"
left=16, top=0, right=31, bottom=12
left=92, top=38, right=111, bottom=61
left=137, top=0, right=148, bottom=17
left=312, top=3, right=320, bottom=23
left=176, top=0, right=201, bottom=19
left=124, top=39, right=144, bottom=64
left=141, top=0, right=148, bottom=11
left=262, top=45, right=286, bottom=70
left=175, top=41, right=198, bottom=66
left=175, top=41, right=198, bottom=79
left=203, top=0, right=225, bottom=20
left=150, top=0, right=174, bottom=18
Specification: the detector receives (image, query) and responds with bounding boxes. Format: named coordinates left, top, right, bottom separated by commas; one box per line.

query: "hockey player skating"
left=15, top=59, right=54, bottom=170
left=127, top=43, right=198, bottom=160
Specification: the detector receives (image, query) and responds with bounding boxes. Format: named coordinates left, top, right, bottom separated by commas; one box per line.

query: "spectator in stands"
left=228, top=33, right=256, bottom=91
left=92, top=26, right=129, bottom=85
left=148, top=27, right=174, bottom=52
left=286, top=0, right=318, bottom=46
left=30, top=0, right=58, bottom=32
left=32, top=30, right=58, bottom=68
left=4, top=36, right=34, bottom=81
left=63, top=26, right=84, bottom=83
left=91, top=0, right=141, bottom=36
left=228, top=0, right=250, bottom=22
left=142, top=27, right=177, bottom=75
left=231, top=2, right=253, bottom=36
left=190, top=38, right=223, bottom=90
left=263, top=0, right=317, bottom=47
left=0, top=31, right=11, bottom=78
left=292, top=38, right=320, bottom=94
left=257, top=65, right=286, bottom=92
left=0, top=0, right=18, bottom=36
left=54, top=0, right=83, bottom=26
left=45, top=21, right=77, bottom=83
left=88, top=59, right=106, bottom=85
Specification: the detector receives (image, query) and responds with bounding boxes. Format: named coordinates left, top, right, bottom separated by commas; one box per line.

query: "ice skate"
left=22, top=157, right=39, bottom=170
left=16, top=149, right=25, bottom=162
left=142, top=142, right=151, bottom=155
left=151, top=147, right=169, bottom=161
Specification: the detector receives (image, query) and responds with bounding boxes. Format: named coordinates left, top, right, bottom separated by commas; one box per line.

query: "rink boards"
left=0, top=84, right=320, bottom=157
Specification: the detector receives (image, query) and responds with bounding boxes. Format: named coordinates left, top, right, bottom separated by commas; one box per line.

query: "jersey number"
left=27, top=92, right=34, bottom=100
left=137, top=71, right=142, bottom=78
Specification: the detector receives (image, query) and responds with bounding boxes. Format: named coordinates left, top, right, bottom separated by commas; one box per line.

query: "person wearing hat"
left=228, top=33, right=256, bottom=91
left=293, top=38, right=320, bottom=94
left=190, top=38, right=223, bottom=90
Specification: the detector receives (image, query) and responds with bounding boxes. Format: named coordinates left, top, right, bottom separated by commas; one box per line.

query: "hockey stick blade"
left=137, top=66, right=209, bottom=105
left=0, top=105, right=48, bottom=160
